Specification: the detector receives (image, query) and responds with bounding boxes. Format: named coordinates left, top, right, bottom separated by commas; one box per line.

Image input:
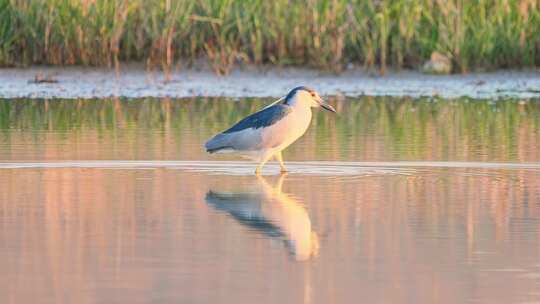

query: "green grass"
left=0, top=0, right=539, bottom=74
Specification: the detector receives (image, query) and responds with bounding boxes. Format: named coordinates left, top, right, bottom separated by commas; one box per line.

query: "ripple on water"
left=0, top=160, right=539, bottom=176
left=0, top=160, right=416, bottom=176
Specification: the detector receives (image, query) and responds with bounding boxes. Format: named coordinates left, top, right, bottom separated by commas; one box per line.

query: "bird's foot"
left=254, top=167, right=262, bottom=175
left=280, top=167, right=288, bottom=174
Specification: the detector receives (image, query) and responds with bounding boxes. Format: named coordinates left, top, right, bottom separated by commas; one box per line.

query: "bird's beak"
left=318, top=98, right=336, bottom=113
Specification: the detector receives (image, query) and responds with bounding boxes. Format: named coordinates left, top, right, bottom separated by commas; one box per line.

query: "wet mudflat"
left=1, top=97, right=540, bottom=303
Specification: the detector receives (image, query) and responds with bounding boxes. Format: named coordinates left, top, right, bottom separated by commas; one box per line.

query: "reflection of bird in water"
left=205, top=174, right=319, bottom=261
left=205, top=86, right=335, bottom=174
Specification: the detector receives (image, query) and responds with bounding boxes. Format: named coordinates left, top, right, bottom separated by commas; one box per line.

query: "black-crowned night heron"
left=205, top=174, right=319, bottom=261
left=205, top=86, right=335, bottom=174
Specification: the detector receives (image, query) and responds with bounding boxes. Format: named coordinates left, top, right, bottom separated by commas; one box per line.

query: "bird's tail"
left=205, top=134, right=232, bottom=153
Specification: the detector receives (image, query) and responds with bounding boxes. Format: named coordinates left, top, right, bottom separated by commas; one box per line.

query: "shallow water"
left=1, top=97, right=540, bottom=304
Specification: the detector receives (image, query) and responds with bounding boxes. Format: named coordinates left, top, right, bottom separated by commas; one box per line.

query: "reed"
left=0, top=0, right=539, bottom=74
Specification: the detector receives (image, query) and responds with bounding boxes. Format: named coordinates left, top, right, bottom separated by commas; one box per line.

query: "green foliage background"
left=0, top=0, right=539, bottom=73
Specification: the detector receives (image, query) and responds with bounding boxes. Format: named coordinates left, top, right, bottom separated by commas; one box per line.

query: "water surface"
left=1, top=97, right=540, bottom=303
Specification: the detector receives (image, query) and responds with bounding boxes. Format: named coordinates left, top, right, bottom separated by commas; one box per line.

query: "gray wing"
left=205, top=104, right=291, bottom=153
left=205, top=191, right=284, bottom=237
left=205, top=128, right=263, bottom=152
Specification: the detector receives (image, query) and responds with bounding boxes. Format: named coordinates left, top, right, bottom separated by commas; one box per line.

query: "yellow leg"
left=276, top=172, right=287, bottom=192
left=255, top=152, right=273, bottom=175
left=275, top=151, right=287, bottom=173
left=256, top=171, right=287, bottom=193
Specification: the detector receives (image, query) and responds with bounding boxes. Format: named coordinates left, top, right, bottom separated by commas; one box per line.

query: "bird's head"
left=284, top=86, right=336, bottom=113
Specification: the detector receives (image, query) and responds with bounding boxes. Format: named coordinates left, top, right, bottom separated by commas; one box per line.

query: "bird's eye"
left=310, top=92, right=315, bottom=97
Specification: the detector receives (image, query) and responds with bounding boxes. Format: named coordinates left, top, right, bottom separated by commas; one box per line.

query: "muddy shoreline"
left=1, top=65, right=539, bottom=99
